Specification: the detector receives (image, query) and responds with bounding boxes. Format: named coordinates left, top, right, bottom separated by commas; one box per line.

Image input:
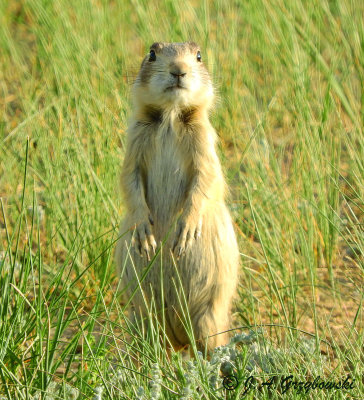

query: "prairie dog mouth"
left=165, top=84, right=186, bottom=92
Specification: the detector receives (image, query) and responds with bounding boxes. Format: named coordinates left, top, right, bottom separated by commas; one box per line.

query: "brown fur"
left=115, top=42, right=239, bottom=352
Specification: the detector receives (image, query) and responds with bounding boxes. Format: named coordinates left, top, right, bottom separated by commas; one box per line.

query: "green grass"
left=0, top=0, right=363, bottom=398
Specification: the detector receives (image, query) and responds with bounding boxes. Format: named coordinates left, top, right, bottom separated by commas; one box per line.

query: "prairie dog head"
left=133, top=42, right=214, bottom=111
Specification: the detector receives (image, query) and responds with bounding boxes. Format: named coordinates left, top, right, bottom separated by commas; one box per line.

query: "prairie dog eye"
left=196, top=51, right=201, bottom=62
left=149, top=49, right=156, bottom=62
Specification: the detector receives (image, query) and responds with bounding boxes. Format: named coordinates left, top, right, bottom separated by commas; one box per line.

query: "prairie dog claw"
left=173, top=217, right=202, bottom=258
left=131, top=215, right=156, bottom=260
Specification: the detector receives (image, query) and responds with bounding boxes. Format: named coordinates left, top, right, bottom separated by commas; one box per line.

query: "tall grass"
left=0, top=0, right=363, bottom=398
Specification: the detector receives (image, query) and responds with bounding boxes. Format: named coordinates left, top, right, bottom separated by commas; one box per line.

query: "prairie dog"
left=115, top=42, right=239, bottom=352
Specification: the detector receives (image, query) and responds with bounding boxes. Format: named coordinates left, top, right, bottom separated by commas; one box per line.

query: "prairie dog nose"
left=170, top=62, right=188, bottom=77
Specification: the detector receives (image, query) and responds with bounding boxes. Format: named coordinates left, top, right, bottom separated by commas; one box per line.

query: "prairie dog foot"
left=173, top=215, right=202, bottom=258
left=131, top=214, right=156, bottom=261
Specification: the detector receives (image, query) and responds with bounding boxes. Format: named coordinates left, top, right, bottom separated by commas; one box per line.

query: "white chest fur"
left=145, top=121, right=189, bottom=229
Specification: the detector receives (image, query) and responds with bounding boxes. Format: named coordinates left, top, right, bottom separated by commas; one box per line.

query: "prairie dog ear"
left=150, top=42, right=164, bottom=52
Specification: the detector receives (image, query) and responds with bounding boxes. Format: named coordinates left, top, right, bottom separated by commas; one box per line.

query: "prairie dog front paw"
left=130, top=214, right=156, bottom=261
left=172, top=215, right=202, bottom=258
